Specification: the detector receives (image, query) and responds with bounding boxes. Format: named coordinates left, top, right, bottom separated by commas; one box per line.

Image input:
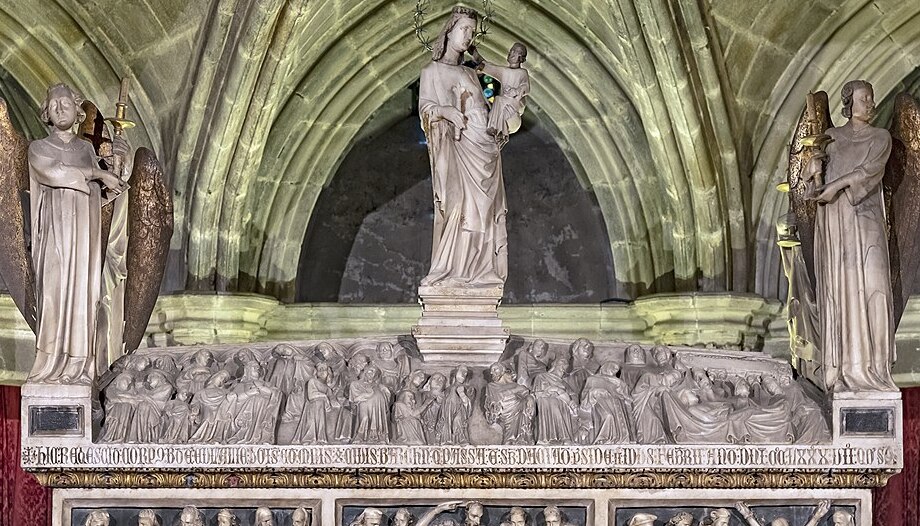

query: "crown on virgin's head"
left=452, top=5, right=478, bottom=16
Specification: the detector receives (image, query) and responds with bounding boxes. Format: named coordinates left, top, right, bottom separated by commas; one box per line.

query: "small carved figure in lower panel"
left=351, top=508, right=385, bottom=526
left=137, top=509, right=160, bottom=526
left=83, top=510, right=110, bottom=526
left=178, top=506, right=204, bottom=526
left=216, top=508, right=239, bottom=526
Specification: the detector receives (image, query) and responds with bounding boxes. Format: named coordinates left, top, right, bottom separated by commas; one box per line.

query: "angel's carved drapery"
left=27, top=134, right=103, bottom=384
left=816, top=123, right=897, bottom=392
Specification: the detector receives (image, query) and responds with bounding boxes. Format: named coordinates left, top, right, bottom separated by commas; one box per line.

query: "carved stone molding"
left=31, top=469, right=895, bottom=490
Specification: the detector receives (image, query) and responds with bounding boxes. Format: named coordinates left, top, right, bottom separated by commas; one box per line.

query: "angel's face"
left=851, top=86, right=876, bottom=123
left=47, top=88, right=78, bottom=131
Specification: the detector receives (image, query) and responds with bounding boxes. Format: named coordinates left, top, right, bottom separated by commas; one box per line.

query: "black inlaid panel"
left=841, top=408, right=893, bottom=435
left=29, top=405, right=82, bottom=436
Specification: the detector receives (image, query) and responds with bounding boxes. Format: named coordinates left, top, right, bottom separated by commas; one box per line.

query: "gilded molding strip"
left=31, top=469, right=895, bottom=489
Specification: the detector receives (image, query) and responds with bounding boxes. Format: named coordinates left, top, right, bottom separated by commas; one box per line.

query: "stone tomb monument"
left=7, top=7, right=920, bottom=526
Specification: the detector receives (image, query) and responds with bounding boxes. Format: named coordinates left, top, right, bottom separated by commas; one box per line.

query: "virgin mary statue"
left=418, top=6, right=507, bottom=288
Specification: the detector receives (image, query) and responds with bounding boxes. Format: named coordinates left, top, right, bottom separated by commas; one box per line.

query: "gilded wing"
left=122, top=148, right=173, bottom=352
left=785, top=90, right=833, bottom=287
left=0, top=98, right=35, bottom=331
left=884, top=92, right=920, bottom=326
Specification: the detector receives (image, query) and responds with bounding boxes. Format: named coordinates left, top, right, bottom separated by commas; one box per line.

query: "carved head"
left=376, top=342, right=395, bottom=359
left=652, top=346, right=672, bottom=367
left=841, top=80, right=875, bottom=122
left=112, top=372, right=133, bottom=391
left=626, top=514, right=656, bottom=526
left=41, top=83, right=85, bottom=131
left=178, top=506, right=204, bottom=526
left=762, top=376, right=782, bottom=395
left=709, top=508, right=731, bottom=526
left=205, top=369, right=232, bottom=388
left=315, top=362, right=331, bottom=382
left=350, top=355, right=371, bottom=376
left=530, top=339, right=549, bottom=358
left=317, top=342, right=340, bottom=360
left=454, top=365, right=470, bottom=384
left=84, top=510, right=110, bottom=526
left=542, top=506, right=562, bottom=526
left=431, top=6, right=479, bottom=62
left=407, top=370, right=428, bottom=389
left=192, top=349, right=214, bottom=368
left=666, top=511, right=693, bottom=526
left=570, top=338, right=595, bottom=363
left=361, top=364, right=381, bottom=382
left=292, top=507, right=310, bottom=526
left=137, top=508, right=160, bottom=526
left=550, top=357, right=569, bottom=375
left=465, top=502, right=484, bottom=526
left=598, top=361, right=620, bottom=377
left=352, top=508, right=385, bottom=526
left=243, top=360, right=263, bottom=380
left=427, top=372, right=447, bottom=391
left=734, top=380, right=751, bottom=398
left=508, top=43, right=528, bottom=65
left=254, top=507, right=274, bottom=526
left=146, top=371, right=168, bottom=389
left=507, top=508, right=528, bottom=526
left=624, top=345, right=646, bottom=365
left=391, top=508, right=414, bottom=526
left=489, top=362, right=508, bottom=381
left=216, top=509, right=238, bottom=526
left=398, top=390, right=417, bottom=405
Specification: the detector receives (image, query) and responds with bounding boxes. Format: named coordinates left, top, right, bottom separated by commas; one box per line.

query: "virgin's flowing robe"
left=815, top=124, right=898, bottom=392
left=27, top=136, right=103, bottom=383
left=419, top=60, right=507, bottom=287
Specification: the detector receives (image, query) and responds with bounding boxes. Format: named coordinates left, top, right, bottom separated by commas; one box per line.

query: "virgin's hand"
left=440, top=106, right=466, bottom=131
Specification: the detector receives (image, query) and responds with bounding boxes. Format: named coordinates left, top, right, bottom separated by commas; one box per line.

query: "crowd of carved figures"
left=81, top=505, right=308, bottom=526
left=99, top=338, right=830, bottom=445
left=350, top=502, right=575, bottom=526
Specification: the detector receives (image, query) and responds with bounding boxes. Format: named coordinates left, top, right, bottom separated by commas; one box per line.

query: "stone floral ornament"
left=98, top=338, right=829, bottom=446
left=0, top=81, right=173, bottom=385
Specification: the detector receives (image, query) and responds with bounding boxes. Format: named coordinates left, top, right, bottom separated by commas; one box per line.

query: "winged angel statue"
left=0, top=82, right=172, bottom=385
left=780, top=80, right=920, bottom=393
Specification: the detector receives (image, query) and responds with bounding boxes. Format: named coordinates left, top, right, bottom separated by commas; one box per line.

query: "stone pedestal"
left=21, top=383, right=94, bottom=446
left=412, top=285, right=510, bottom=365
left=831, top=390, right=902, bottom=444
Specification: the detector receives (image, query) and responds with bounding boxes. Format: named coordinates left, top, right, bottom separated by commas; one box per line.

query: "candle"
left=118, top=77, right=130, bottom=104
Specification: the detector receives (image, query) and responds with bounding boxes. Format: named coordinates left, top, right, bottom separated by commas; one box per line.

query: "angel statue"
left=781, top=81, right=920, bottom=392
left=0, top=81, right=172, bottom=385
